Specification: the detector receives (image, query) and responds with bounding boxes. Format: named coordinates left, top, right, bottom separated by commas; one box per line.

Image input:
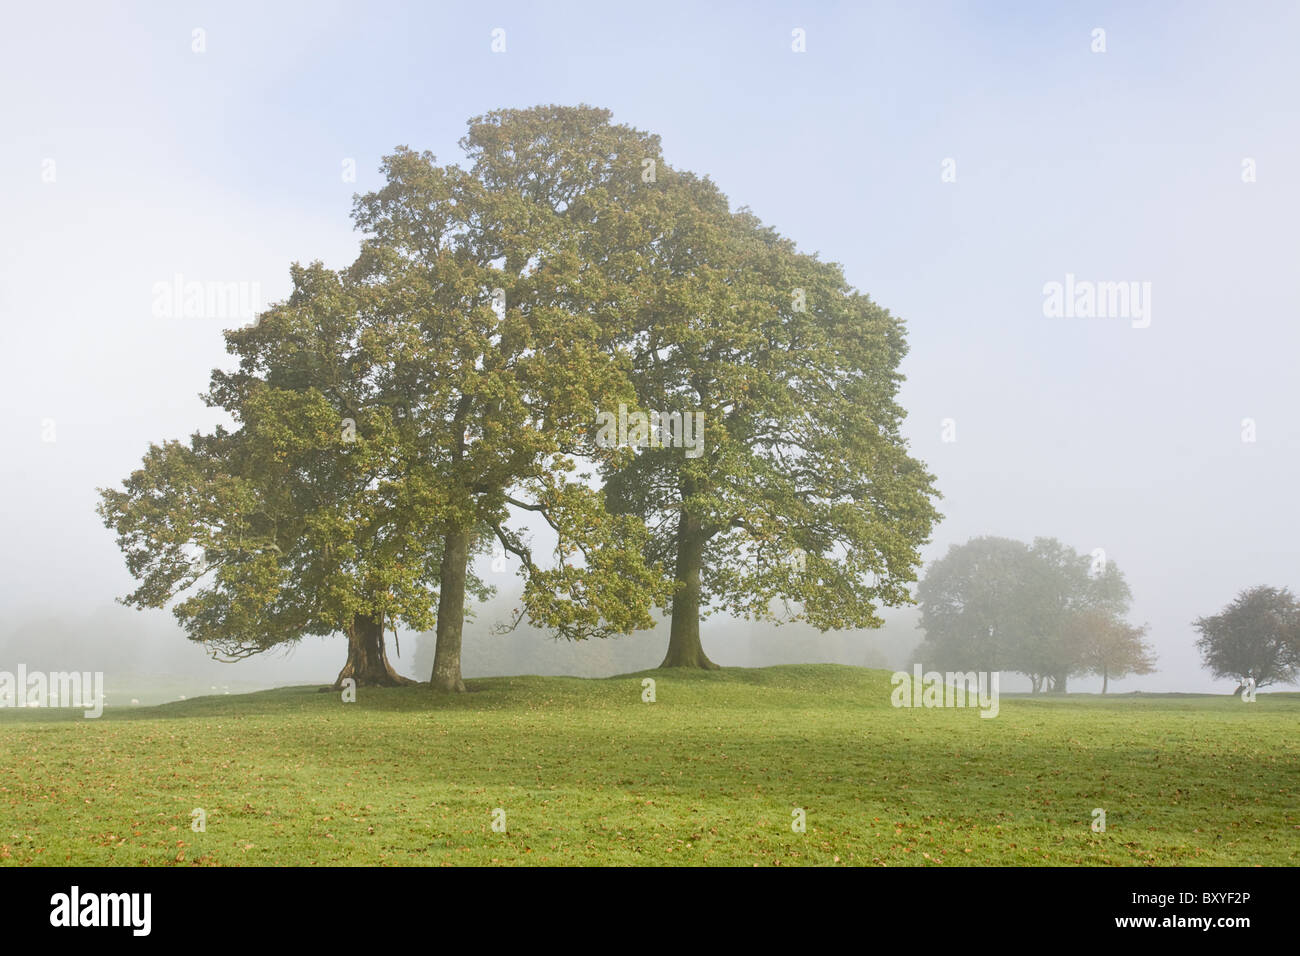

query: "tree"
left=98, top=263, right=469, bottom=686
left=916, top=536, right=1141, bottom=692
left=914, top=536, right=1036, bottom=676
left=1193, top=586, right=1300, bottom=690
left=597, top=167, right=941, bottom=667
left=99, top=106, right=671, bottom=691
left=348, top=106, right=671, bottom=690
left=1019, top=537, right=1133, bottom=693
left=1064, top=609, right=1155, bottom=693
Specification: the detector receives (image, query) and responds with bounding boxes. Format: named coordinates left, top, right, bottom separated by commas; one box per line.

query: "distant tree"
left=917, top=536, right=1140, bottom=692
left=915, top=536, right=1037, bottom=676
left=1020, top=537, right=1134, bottom=693
left=1193, top=586, right=1300, bottom=690
left=1285, top=609, right=1300, bottom=671
left=1064, top=609, right=1156, bottom=693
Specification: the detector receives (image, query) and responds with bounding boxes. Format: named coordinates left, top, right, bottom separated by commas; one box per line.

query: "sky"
left=1, top=1, right=1297, bottom=691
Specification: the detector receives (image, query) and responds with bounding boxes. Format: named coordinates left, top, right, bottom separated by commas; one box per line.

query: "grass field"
left=1, top=665, right=1295, bottom=866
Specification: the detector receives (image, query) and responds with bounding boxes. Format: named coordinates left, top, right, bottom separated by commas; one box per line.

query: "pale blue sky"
left=2, top=1, right=1297, bottom=690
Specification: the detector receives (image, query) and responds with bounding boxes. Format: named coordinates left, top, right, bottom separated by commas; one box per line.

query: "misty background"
left=2, top=1, right=1297, bottom=697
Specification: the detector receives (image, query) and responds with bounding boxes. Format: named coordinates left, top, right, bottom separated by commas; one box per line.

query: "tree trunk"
left=1051, top=673, right=1067, bottom=694
left=660, top=510, right=718, bottom=669
left=1101, top=666, right=1108, bottom=695
left=333, top=613, right=414, bottom=688
left=430, top=526, right=470, bottom=692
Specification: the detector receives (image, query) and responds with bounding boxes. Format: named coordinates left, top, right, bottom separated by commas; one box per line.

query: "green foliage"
left=598, top=162, right=941, bottom=645
left=346, top=106, right=675, bottom=646
left=98, top=263, right=462, bottom=660
left=1194, top=586, right=1300, bottom=687
left=917, top=536, right=1146, bottom=689
left=98, top=106, right=681, bottom=672
left=1065, top=610, right=1156, bottom=691
left=98, top=104, right=942, bottom=678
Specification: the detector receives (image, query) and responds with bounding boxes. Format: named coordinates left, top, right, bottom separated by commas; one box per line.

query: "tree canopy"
left=1193, top=586, right=1299, bottom=689
left=100, top=103, right=942, bottom=687
left=98, top=263, right=469, bottom=685
left=597, top=164, right=941, bottom=667
left=916, top=536, right=1150, bottom=692
left=100, top=106, right=676, bottom=689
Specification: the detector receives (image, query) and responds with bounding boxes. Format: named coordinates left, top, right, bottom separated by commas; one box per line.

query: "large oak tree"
left=595, top=164, right=941, bottom=667
left=351, top=107, right=672, bottom=690
left=99, top=106, right=670, bottom=690
left=98, top=263, right=468, bottom=686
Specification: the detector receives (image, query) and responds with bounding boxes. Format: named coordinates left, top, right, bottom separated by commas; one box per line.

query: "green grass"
left=101, top=675, right=278, bottom=708
left=1, top=665, right=1296, bottom=866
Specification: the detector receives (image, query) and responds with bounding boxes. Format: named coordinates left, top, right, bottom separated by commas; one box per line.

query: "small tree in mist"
left=1064, top=609, right=1156, bottom=693
left=1193, top=586, right=1299, bottom=690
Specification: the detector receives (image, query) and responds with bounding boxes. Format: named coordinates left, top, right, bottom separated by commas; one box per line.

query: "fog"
left=2, top=2, right=1297, bottom=696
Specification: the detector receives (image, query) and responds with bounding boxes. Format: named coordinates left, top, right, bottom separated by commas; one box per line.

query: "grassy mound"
left=0, top=665, right=1295, bottom=865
